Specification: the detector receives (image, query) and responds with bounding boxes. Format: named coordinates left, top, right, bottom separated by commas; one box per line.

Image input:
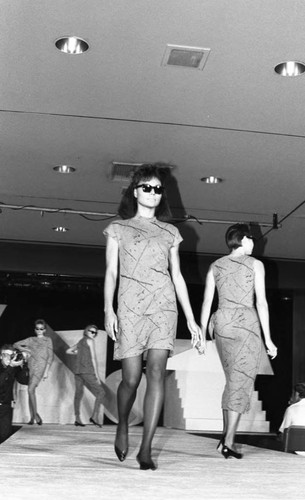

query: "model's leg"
left=74, top=374, right=84, bottom=424
left=115, top=355, right=143, bottom=456
left=81, top=373, right=106, bottom=425
left=28, top=376, right=40, bottom=423
left=217, top=409, right=228, bottom=452
left=222, top=409, right=228, bottom=435
left=224, top=409, right=241, bottom=450
left=137, top=349, right=169, bottom=467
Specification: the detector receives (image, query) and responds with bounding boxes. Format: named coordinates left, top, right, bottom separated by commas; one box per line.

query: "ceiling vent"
left=161, top=44, right=211, bottom=70
left=110, top=162, right=144, bottom=182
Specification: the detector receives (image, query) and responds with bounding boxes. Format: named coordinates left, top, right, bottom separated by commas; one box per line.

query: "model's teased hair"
left=225, top=223, right=253, bottom=250
left=118, top=163, right=172, bottom=220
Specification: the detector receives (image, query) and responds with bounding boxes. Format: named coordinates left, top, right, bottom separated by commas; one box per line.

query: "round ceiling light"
left=53, top=165, right=76, bottom=174
left=55, top=36, right=89, bottom=54
left=201, top=176, right=223, bottom=184
left=274, top=61, right=305, bottom=77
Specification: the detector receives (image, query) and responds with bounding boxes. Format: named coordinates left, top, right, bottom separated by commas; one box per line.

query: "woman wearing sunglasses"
left=103, top=164, right=200, bottom=470
left=200, top=224, right=277, bottom=459
left=14, top=319, right=53, bottom=425
left=66, top=325, right=106, bottom=427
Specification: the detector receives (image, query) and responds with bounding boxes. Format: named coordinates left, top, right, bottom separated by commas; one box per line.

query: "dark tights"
left=115, top=349, right=169, bottom=462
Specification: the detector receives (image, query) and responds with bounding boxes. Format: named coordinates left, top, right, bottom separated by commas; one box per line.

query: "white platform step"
left=164, top=340, right=272, bottom=433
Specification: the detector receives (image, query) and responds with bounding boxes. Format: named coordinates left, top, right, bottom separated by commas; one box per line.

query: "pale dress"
left=209, top=254, right=262, bottom=413
left=103, top=215, right=183, bottom=360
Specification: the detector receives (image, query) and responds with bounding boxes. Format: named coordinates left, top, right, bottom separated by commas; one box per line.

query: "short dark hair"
left=118, top=163, right=172, bottom=220
left=225, top=223, right=252, bottom=250
left=295, top=382, right=305, bottom=398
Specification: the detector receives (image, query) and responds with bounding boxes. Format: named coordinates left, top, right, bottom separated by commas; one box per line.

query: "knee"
left=146, top=364, right=165, bottom=384
left=122, top=375, right=141, bottom=392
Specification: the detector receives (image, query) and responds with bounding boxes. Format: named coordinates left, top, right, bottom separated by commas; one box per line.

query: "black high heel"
left=74, top=421, right=85, bottom=427
left=35, top=414, right=43, bottom=426
left=114, top=445, right=128, bottom=462
left=28, top=419, right=34, bottom=425
left=89, top=417, right=102, bottom=428
left=136, top=454, right=157, bottom=471
left=221, top=445, right=243, bottom=459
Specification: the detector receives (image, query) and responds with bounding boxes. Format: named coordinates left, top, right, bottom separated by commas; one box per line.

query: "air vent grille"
left=161, top=44, right=211, bottom=70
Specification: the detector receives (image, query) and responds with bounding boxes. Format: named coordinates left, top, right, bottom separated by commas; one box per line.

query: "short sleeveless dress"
left=209, top=254, right=262, bottom=413
left=103, top=215, right=183, bottom=360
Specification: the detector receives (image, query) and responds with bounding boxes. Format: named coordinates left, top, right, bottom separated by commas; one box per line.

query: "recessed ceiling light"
left=55, top=36, right=89, bottom=54
left=53, top=165, right=76, bottom=174
left=201, top=176, right=223, bottom=184
left=161, top=44, right=211, bottom=70
left=274, top=61, right=305, bottom=76
left=53, top=226, right=69, bottom=232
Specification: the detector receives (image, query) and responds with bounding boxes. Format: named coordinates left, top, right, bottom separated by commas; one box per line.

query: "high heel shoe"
left=74, top=421, right=85, bottom=427
left=28, top=419, right=34, bottom=425
left=216, top=435, right=225, bottom=453
left=136, top=454, right=157, bottom=471
left=89, top=417, right=102, bottom=428
left=221, top=445, right=243, bottom=459
left=35, top=414, right=43, bottom=426
left=114, top=445, right=128, bottom=462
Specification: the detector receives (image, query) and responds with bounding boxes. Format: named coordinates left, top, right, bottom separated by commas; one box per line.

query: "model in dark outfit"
left=200, top=224, right=277, bottom=459
left=104, top=164, right=200, bottom=470
left=66, top=325, right=106, bottom=427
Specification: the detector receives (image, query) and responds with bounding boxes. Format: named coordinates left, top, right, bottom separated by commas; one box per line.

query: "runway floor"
left=0, top=424, right=304, bottom=500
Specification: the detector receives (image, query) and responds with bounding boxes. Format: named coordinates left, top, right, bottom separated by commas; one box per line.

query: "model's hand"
left=105, top=311, right=118, bottom=341
left=266, top=340, right=277, bottom=359
left=187, top=319, right=200, bottom=346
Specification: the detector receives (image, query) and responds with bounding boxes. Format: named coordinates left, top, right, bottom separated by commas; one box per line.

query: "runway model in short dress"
left=104, top=216, right=182, bottom=360
left=104, top=164, right=200, bottom=470
left=200, top=224, right=277, bottom=459
left=14, top=319, right=53, bottom=425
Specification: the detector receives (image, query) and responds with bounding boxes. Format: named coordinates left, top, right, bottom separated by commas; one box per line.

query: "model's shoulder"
left=213, top=255, right=229, bottom=265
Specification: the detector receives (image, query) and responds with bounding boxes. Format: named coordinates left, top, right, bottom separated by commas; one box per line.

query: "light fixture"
left=53, top=165, right=76, bottom=174
left=201, top=176, right=223, bottom=184
left=55, top=36, right=89, bottom=54
left=274, top=61, right=305, bottom=76
left=53, top=226, right=69, bottom=232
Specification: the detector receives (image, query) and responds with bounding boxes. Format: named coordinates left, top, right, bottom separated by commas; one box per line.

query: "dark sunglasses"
left=136, top=184, right=164, bottom=195
left=35, top=327, right=45, bottom=331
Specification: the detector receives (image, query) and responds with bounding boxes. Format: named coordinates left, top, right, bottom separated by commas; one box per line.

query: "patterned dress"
left=209, top=254, right=262, bottom=413
left=103, top=215, right=183, bottom=360
left=14, top=336, right=53, bottom=385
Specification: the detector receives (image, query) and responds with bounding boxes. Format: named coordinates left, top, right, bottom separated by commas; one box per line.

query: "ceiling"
left=1, top=0, right=305, bottom=262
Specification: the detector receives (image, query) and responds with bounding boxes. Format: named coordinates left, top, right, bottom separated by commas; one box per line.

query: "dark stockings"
left=116, top=349, right=169, bottom=462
